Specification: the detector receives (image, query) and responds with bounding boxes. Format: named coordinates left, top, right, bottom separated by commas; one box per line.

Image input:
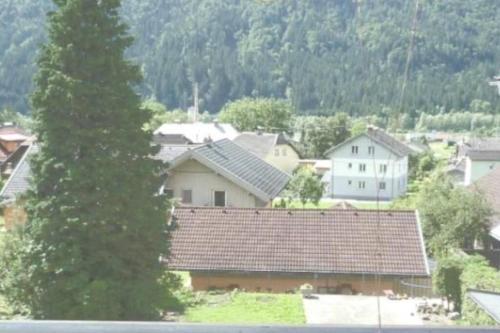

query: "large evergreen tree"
left=22, top=0, right=168, bottom=319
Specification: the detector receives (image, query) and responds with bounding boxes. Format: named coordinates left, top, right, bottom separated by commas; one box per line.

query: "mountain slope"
left=1, top=0, right=499, bottom=116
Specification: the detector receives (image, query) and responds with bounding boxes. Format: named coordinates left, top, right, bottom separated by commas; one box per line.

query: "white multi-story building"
left=324, top=126, right=413, bottom=200
left=459, top=137, right=500, bottom=186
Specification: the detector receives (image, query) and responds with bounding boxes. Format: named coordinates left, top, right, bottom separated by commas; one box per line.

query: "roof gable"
left=166, top=207, right=430, bottom=276
left=325, top=127, right=413, bottom=158
left=233, top=132, right=300, bottom=159
left=233, top=133, right=278, bottom=158
left=169, top=139, right=290, bottom=201
left=0, top=144, right=37, bottom=202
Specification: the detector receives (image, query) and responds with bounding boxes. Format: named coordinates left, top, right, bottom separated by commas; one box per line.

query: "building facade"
left=164, top=139, right=290, bottom=208
left=166, top=207, right=430, bottom=296
left=233, top=132, right=300, bottom=174
left=324, top=127, right=412, bottom=200
left=165, top=159, right=268, bottom=208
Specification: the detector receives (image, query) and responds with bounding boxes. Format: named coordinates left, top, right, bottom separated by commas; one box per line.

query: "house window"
left=348, top=162, right=352, bottom=169
left=379, top=164, right=387, bottom=173
left=379, top=182, right=386, bottom=190
left=368, top=146, right=375, bottom=155
left=214, top=190, right=226, bottom=207
left=352, top=146, right=359, bottom=154
left=358, top=181, right=366, bottom=189
left=359, top=163, right=366, bottom=172
left=348, top=180, right=352, bottom=186
left=181, top=189, right=192, bottom=204
left=274, top=148, right=280, bottom=156
left=163, top=188, right=174, bottom=199
left=282, top=148, right=287, bottom=156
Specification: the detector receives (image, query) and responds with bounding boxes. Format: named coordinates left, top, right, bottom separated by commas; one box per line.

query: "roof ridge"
left=174, top=206, right=417, bottom=213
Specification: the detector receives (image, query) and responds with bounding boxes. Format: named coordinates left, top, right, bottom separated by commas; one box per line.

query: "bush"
left=433, top=255, right=464, bottom=312
left=0, top=231, right=31, bottom=318
left=460, top=256, right=500, bottom=326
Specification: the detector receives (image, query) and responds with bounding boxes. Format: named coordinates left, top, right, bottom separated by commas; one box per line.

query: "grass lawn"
left=183, top=292, right=305, bottom=324
left=429, top=142, right=455, bottom=161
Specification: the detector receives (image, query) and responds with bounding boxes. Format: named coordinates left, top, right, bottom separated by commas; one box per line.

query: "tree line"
left=1, top=0, right=499, bottom=118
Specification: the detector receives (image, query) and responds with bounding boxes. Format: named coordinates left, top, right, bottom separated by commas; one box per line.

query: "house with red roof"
left=165, top=207, right=430, bottom=295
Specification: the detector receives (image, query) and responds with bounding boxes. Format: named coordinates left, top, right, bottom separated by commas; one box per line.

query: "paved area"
left=302, top=295, right=423, bottom=325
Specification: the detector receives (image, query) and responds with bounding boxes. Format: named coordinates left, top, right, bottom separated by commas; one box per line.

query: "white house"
left=161, top=139, right=290, bottom=208
left=324, top=126, right=413, bottom=200
left=460, top=138, right=500, bottom=186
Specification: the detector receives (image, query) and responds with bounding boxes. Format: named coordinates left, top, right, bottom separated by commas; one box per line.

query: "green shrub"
left=433, top=255, right=464, bottom=312
left=460, top=256, right=500, bottom=326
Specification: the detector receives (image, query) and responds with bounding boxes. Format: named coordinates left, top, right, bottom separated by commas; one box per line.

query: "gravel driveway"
left=302, top=295, right=423, bottom=325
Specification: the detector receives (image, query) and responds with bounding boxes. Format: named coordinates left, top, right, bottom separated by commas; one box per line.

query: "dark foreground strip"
left=0, top=322, right=498, bottom=333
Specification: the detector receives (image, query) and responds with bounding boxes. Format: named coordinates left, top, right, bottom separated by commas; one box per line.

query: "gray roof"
left=364, top=127, right=414, bottom=157
left=233, top=132, right=299, bottom=158
left=0, top=144, right=37, bottom=202
left=468, top=151, right=500, bottom=161
left=233, top=133, right=278, bottom=158
left=153, top=133, right=193, bottom=145
left=325, top=127, right=413, bottom=158
left=467, top=289, right=500, bottom=324
left=470, top=166, right=500, bottom=240
left=1, top=143, right=194, bottom=204
left=461, top=137, right=500, bottom=161
left=155, top=145, right=195, bottom=162
left=170, top=139, right=290, bottom=201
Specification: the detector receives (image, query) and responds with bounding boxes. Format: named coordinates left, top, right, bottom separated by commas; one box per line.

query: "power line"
left=399, top=0, right=421, bottom=113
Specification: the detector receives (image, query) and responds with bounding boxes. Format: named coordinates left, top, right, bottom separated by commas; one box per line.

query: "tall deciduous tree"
left=20, top=0, right=168, bottom=320
left=285, top=167, right=324, bottom=207
left=218, top=97, right=293, bottom=132
left=297, top=113, right=351, bottom=158
left=417, top=175, right=492, bottom=257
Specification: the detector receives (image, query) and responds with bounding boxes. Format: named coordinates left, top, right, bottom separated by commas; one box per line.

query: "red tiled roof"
left=166, top=207, right=429, bottom=276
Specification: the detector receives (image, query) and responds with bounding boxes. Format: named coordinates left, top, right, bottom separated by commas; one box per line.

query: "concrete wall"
left=464, top=158, right=499, bottom=185
left=190, top=271, right=431, bottom=296
left=166, top=159, right=268, bottom=208
left=264, top=144, right=299, bottom=175
left=327, top=135, right=408, bottom=200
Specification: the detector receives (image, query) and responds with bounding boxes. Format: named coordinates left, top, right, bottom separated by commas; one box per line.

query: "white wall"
left=465, top=158, right=499, bottom=185
left=165, top=159, right=267, bottom=208
left=327, top=135, right=408, bottom=200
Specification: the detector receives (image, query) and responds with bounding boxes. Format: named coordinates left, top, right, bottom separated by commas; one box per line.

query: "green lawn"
left=429, top=141, right=455, bottom=161
left=183, top=292, right=305, bottom=324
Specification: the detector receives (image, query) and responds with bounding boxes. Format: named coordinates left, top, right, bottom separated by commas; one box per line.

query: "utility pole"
left=188, top=81, right=199, bottom=123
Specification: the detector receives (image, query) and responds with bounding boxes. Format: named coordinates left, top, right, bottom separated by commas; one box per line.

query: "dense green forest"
left=1, top=0, right=499, bottom=119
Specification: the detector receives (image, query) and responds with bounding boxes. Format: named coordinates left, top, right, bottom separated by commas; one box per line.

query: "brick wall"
left=190, top=271, right=431, bottom=296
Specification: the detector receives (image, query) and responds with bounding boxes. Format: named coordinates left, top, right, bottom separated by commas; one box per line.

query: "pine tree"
left=23, top=0, right=168, bottom=320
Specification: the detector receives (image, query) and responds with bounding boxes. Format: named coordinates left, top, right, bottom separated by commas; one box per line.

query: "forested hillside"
left=1, top=0, right=499, bottom=118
